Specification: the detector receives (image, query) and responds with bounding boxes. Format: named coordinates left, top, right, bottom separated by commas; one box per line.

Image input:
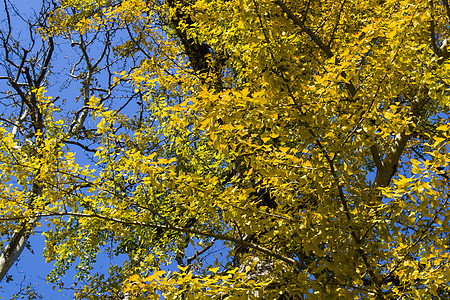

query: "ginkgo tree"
left=1, top=0, right=450, bottom=298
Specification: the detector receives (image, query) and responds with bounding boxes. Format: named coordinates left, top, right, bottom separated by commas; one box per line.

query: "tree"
left=0, top=0, right=138, bottom=295
left=1, top=0, right=450, bottom=298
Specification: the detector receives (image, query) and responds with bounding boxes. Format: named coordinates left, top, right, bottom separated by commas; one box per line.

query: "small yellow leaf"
left=436, top=124, right=449, bottom=131
left=261, top=136, right=270, bottom=143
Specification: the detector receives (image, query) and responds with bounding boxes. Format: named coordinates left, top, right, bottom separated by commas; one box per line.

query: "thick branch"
left=0, top=217, right=39, bottom=282
left=372, top=85, right=429, bottom=189
left=274, top=0, right=333, bottom=58
left=166, top=0, right=210, bottom=74
left=11, top=107, right=29, bottom=139
left=370, top=144, right=383, bottom=170
left=274, top=0, right=356, bottom=97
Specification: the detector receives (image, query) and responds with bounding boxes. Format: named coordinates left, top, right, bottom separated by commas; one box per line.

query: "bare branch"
left=36, top=37, right=54, bottom=85
left=186, top=238, right=216, bottom=266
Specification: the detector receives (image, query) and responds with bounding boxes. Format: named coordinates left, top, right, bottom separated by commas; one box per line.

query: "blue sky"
left=0, top=1, right=126, bottom=298
left=0, top=1, right=212, bottom=298
left=1, top=233, right=76, bottom=299
left=0, top=1, right=65, bottom=298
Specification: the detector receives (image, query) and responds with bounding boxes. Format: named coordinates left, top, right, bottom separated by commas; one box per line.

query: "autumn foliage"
left=0, top=0, right=450, bottom=298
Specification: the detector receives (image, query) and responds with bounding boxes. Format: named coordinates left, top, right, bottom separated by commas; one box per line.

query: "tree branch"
left=370, top=144, right=383, bottom=170
left=274, top=0, right=357, bottom=97
left=372, top=86, right=429, bottom=189
left=443, top=0, right=450, bottom=21
left=0, top=217, right=40, bottom=282
left=274, top=0, right=333, bottom=58
left=0, top=211, right=305, bottom=270
left=328, top=0, right=346, bottom=48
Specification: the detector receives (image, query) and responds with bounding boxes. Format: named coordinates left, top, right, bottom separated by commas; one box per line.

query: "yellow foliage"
left=1, top=0, right=450, bottom=298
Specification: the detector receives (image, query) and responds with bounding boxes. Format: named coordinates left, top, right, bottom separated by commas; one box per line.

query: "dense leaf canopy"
left=0, top=0, right=450, bottom=298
